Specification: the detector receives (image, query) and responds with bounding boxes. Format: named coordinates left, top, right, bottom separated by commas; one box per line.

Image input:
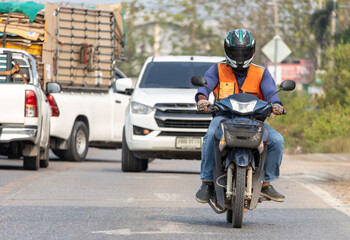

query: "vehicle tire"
left=64, top=121, right=89, bottom=162
left=23, top=144, right=40, bottom=170
left=226, top=209, right=232, bottom=223
left=121, top=128, right=142, bottom=172
left=141, top=159, right=148, bottom=171
left=40, top=144, right=50, bottom=168
left=52, top=149, right=66, bottom=159
left=232, top=166, right=246, bottom=228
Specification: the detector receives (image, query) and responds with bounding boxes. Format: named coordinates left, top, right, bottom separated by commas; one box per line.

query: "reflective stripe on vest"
left=214, top=63, right=265, bottom=100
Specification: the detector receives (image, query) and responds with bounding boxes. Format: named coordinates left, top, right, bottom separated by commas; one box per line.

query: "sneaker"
left=260, top=185, right=285, bottom=202
left=195, top=183, right=214, bottom=203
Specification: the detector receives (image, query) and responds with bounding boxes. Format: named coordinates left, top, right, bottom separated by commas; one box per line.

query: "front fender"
left=226, top=148, right=253, bottom=167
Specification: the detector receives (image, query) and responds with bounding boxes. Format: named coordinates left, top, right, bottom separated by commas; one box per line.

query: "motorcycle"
left=191, top=76, right=295, bottom=228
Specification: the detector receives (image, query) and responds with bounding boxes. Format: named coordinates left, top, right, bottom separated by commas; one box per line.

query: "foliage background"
left=267, top=43, right=350, bottom=153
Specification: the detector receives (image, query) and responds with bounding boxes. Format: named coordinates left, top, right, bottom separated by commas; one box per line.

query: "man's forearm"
left=197, top=94, right=208, bottom=102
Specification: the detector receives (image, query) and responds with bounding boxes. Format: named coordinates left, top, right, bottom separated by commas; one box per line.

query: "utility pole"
left=316, top=0, right=323, bottom=69
left=330, top=0, right=337, bottom=69
left=154, top=22, right=160, bottom=56
left=331, top=0, right=337, bottom=43
left=273, top=0, right=279, bottom=81
left=273, top=0, right=279, bottom=36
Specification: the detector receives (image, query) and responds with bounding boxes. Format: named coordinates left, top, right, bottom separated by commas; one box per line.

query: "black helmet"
left=224, top=29, right=255, bottom=70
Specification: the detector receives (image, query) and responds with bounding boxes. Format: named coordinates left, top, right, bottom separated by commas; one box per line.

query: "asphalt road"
left=0, top=149, right=349, bottom=240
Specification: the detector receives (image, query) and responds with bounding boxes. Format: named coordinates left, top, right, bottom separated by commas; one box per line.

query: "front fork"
left=226, top=163, right=253, bottom=201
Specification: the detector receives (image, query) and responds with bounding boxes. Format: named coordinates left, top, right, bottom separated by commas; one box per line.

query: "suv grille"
left=154, top=103, right=212, bottom=129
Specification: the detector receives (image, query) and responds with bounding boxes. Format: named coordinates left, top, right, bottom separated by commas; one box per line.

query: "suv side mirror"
left=191, top=76, right=207, bottom=87
left=280, top=80, right=295, bottom=91
left=46, top=82, right=62, bottom=94
left=115, top=78, right=134, bottom=95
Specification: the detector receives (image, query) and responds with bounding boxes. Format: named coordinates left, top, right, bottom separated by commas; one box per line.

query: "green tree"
left=120, top=0, right=321, bottom=76
left=162, top=0, right=222, bottom=56
left=320, top=42, right=350, bottom=106
left=309, top=1, right=336, bottom=48
left=214, top=0, right=318, bottom=63
left=119, top=0, right=152, bottom=77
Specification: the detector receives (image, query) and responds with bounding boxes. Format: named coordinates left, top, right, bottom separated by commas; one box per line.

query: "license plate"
left=176, top=137, right=201, bottom=149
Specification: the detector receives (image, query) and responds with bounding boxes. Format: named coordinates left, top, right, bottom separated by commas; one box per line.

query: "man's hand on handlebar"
left=197, top=99, right=211, bottom=112
left=272, top=103, right=286, bottom=115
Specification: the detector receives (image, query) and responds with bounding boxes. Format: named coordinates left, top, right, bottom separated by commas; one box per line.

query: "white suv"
left=122, top=55, right=224, bottom=172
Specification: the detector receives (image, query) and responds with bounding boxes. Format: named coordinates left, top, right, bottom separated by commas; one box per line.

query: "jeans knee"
left=206, top=127, right=216, bottom=139
left=270, top=133, right=284, bottom=151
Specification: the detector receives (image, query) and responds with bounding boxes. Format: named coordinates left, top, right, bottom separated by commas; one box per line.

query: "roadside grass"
left=267, top=91, right=350, bottom=154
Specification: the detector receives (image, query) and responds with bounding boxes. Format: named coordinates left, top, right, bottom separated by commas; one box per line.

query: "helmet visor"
left=225, top=45, right=255, bottom=63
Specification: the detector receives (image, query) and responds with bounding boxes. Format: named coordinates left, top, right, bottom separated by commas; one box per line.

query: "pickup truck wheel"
left=121, top=128, right=142, bottom=172
left=23, top=155, right=40, bottom=170
left=141, top=159, right=148, bottom=171
left=65, top=121, right=89, bottom=162
left=23, top=145, right=40, bottom=170
left=40, top=145, right=50, bottom=168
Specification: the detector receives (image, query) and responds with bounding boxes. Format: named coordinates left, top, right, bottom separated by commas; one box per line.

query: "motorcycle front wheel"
left=232, top=165, right=246, bottom=228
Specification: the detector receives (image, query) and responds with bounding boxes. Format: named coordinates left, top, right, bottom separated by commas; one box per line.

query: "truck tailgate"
left=0, top=84, right=25, bottom=124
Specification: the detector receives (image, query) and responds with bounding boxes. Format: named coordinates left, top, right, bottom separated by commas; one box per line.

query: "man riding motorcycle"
left=195, top=29, right=286, bottom=203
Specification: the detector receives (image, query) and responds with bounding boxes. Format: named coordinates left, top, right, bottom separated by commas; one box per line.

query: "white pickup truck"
left=1, top=3, right=132, bottom=163
left=0, top=48, right=60, bottom=170
left=48, top=77, right=131, bottom=161
left=122, top=55, right=223, bottom=172
left=40, top=3, right=131, bottom=161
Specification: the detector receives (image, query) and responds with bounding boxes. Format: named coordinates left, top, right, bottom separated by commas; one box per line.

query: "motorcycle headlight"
left=229, top=99, right=257, bottom=114
left=131, top=102, right=154, bottom=114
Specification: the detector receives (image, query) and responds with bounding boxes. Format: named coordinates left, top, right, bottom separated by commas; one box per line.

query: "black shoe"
left=260, top=185, right=285, bottom=202
left=195, top=183, right=214, bottom=203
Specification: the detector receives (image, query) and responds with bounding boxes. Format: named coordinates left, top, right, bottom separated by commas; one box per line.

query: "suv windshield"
left=139, top=61, right=215, bottom=88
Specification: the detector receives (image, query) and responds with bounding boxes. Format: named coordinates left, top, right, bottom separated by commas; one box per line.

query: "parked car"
left=0, top=48, right=60, bottom=170
left=122, top=55, right=224, bottom=172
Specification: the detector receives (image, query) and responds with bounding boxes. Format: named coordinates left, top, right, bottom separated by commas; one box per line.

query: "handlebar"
left=272, top=104, right=287, bottom=115
left=204, top=104, right=219, bottom=113
left=201, top=101, right=286, bottom=117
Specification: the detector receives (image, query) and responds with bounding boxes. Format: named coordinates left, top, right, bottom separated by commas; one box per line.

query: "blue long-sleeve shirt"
left=195, top=63, right=282, bottom=105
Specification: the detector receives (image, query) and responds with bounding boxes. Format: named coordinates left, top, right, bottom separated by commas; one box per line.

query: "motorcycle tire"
left=226, top=209, right=232, bottom=223
left=232, top=166, right=246, bottom=228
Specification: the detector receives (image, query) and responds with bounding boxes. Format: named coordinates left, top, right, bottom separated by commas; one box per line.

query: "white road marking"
left=92, top=229, right=132, bottom=236
left=104, top=197, right=191, bottom=203
left=92, top=228, right=189, bottom=236
left=125, top=175, right=181, bottom=179
left=154, top=193, right=181, bottom=201
left=92, top=224, right=217, bottom=236
left=298, top=182, right=350, bottom=217
left=284, top=176, right=350, bottom=217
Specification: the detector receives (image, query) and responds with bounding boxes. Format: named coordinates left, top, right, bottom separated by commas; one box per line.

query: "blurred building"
left=267, top=60, right=315, bottom=84
left=267, top=59, right=324, bottom=95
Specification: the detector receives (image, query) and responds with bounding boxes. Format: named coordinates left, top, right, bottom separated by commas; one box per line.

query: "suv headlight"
left=229, top=99, right=257, bottom=114
left=131, top=102, right=154, bottom=114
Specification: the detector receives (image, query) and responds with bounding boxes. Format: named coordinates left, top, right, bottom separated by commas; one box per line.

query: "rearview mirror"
left=115, top=78, right=134, bottom=95
left=280, top=80, right=295, bottom=91
left=191, top=76, right=207, bottom=87
left=46, top=82, right=61, bottom=94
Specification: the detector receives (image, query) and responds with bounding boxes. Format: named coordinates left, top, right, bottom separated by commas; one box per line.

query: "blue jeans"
left=200, top=115, right=284, bottom=182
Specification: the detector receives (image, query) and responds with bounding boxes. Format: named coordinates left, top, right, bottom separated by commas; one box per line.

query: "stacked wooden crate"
left=0, top=10, right=45, bottom=80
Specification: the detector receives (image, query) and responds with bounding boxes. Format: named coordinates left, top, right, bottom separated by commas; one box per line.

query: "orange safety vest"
left=214, top=63, right=265, bottom=100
